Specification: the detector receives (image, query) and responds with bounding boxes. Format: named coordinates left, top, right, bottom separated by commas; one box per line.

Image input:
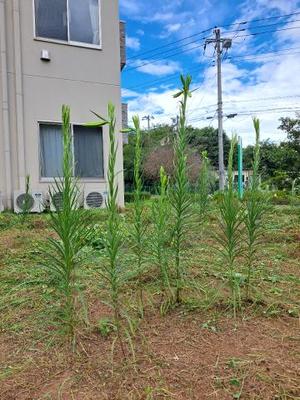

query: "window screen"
left=69, top=0, right=100, bottom=45
left=40, top=124, right=63, bottom=178
left=73, top=125, right=104, bottom=178
left=34, top=0, right=100, bottom=45
left=35, top=0, right=68, bottom=41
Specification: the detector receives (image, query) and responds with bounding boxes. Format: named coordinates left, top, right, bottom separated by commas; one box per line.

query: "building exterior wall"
left=0, top=0, right=124, bottom=209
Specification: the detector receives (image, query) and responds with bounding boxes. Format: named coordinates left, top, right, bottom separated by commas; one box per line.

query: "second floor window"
left=34, top=0, right=100, bottom=46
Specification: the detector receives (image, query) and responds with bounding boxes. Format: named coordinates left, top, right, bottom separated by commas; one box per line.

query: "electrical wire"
left=126, top=11, right=300, bottom=61
left=124, top=45, right=300, bottom=92
left=124, top=25, right=300, bottom=73
left=189, top=107, right=300, bottom=123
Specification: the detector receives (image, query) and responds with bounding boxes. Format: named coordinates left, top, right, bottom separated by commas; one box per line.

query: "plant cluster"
left=42, top=105, right=91, bottom=347
left=34, top=76, right=273, bottom=352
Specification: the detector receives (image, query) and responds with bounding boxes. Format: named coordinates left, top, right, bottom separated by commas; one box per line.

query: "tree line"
left=123, top=114, right=300, bottom=191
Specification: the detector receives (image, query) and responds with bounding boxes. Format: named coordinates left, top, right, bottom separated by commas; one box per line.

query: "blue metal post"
left=238, top=136, right=243, bottom=199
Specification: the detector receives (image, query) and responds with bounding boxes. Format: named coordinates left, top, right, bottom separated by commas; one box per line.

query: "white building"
left=0, top=0, right=125, bottom=210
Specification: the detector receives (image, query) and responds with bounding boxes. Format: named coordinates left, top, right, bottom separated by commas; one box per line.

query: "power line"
left=126, top=11, right=300, bottom=62
left=126, top=35, right=212, bottom=66
left=185, top=95, right=300, bottom=116
left=124, top=45, right=300, bottom=92
left=124, top=40, right=208, bottom=72
left=221, top=10, right=300, bottom=28
left=189, top=107, right=300, bottom=123
left=233, top=25, right=300, bottom=39
left=223, top=17, right=300, bottom=35
left=231, top=50, right=300, bottom=63
left=126, top=28, right=212, bottom=61
left=124, top=25, right=300, bottom=73
left=126, top=19, right=300, bottom=68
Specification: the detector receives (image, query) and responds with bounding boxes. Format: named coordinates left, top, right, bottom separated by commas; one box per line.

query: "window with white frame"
left=34, top=0, right=100, bottom=46
left=39, top=123, right=104, bottom=179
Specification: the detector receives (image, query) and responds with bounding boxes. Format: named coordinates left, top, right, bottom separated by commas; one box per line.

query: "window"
left=40, top=124, right=63, bottom=178
left=34, top=0, right=100, bottom=46
left=73, top=125, right=104, bottom=178
left=39, top=123, right=104, bottom=179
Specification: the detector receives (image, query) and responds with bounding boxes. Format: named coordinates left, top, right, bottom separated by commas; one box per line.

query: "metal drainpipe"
left=13, top=0, right=26, bottom=190
left=0, top=0, right=13, bottom=208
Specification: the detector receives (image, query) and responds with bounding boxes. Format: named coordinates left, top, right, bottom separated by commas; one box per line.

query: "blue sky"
left=120, top=0, right=300, bottom=144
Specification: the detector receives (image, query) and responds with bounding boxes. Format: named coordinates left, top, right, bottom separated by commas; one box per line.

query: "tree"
left=241, top=115, right=300, bottom=189
left=143, top=144, right=201, bottom=186
left=278, top=114, right=300, bottom=146
left=186, top=126, right=231, bottom=168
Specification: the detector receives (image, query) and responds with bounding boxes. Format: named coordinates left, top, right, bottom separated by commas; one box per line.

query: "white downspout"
left=0, top=0, right=12, bottom=208
left=12, top=0, right=26, bottom=190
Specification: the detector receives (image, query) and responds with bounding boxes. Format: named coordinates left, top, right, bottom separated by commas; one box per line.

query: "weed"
left=41, top=105, right=91, bottom=347
left=131, top=115, right=147, bottom=315
left=198, top=151, right=210, bottom=216
left=244, top=118, right=268, bottom=299
left=21, top=175, right=31, bottom=224
left=90, top=103, right=126, bottom=357
left=215, top=135, right=245, bottom=317
left=151, top=166, right=172, bottom=310
left=170, top=74, right=194, bottom=304
left=97, top=317, right=116, bottom=337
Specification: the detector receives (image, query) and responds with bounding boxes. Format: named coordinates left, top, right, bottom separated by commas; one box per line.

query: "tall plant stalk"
left=131, top=116, right=146, bottom=314
left=90, top=104, right=125, bottom=356
left=151, top=166, right=171, bottom=307
left=198, top=151, right=210, bottom=217
left=216, top=135, right=244, bottom=317
left=171, top=75, right=193, bottom=304
left=245, top=118, right=267, bottom=299
left=44, top=105, right=90, bottom=346
left=21, top=174, right=31, bottom=224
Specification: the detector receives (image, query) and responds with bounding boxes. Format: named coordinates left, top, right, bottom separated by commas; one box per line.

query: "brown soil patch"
left=0, top=311, right=299, bottom=400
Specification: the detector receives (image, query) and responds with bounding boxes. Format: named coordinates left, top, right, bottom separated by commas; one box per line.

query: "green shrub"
left=124, top=191, right=151, bottom=203
left=271, top=190, right=300, bottom=205
left=84, top=224, right=105, bottom=250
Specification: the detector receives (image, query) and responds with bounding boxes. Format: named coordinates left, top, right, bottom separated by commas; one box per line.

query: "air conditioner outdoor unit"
left=14, top=190, right=45, bottom=214
left=84, top=190, right=107, bottom=209
left=49, top=191, right=64, bottom=212
left=49, top=190, right=81, bottom=211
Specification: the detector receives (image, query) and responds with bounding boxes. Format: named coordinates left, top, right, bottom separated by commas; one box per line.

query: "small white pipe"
left=13, top=0, right=26, bottom=190
left=0, top=0, right=13, bottom=208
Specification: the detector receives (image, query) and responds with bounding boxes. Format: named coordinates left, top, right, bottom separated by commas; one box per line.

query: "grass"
left=0, top=202, right=299, bottom=399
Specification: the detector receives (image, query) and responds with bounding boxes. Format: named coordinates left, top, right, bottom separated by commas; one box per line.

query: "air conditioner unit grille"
left=52, top=192, right=63, bottom=211
left=86, top=192, right=104, bottom=208
left=16, top=193, right=35, bottom=211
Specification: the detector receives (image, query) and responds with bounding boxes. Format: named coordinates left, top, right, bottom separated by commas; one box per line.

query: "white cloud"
left=126, top=35, right=141, bottom=51
left=126, top=53, right=300, bottom=142
left=122, top=88, right=139, bottom=98
left=122, top=0, right=300, bottom=136
left=119, top=0, right=140, bottom=16
left=167, top=23, right=182, bottom=33
left=130, top=60, right=181, bottom=76
left=159, top=23, right=182, bottom=39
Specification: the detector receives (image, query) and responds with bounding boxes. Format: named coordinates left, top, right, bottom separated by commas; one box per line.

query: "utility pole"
left=171, top=115, right=179, bottom=131
left=205, top=28, right=232, bottom=190
left=142, top=115, right=154, bottom=130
